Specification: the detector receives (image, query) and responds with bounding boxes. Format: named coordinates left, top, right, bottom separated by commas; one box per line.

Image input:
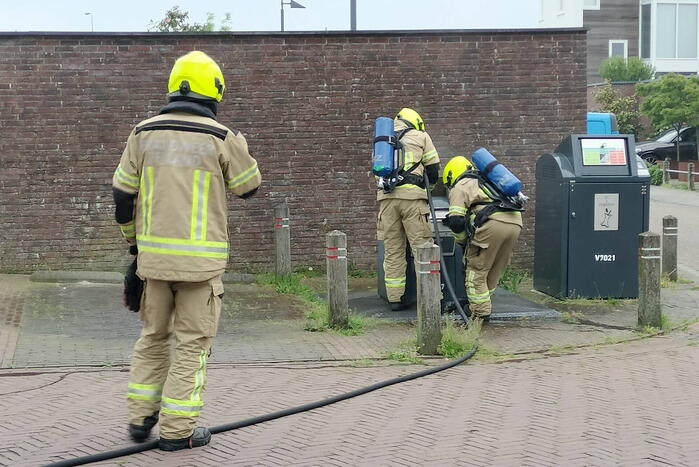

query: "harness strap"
left=481, top=160, right=501, bottom=177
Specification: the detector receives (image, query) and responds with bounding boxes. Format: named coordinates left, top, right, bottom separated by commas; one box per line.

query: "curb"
left=29, top=271, right=257, bottom=285
left=30, top=271, right=123, bottom=284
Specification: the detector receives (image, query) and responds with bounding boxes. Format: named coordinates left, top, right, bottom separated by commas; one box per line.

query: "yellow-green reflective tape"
left=161, top=397, right=203, bottom=416
left=449, top=206, right=467, bottom=215
left=140, top=167, right=154, bottom=235
left=422, top=150, right=438, bottom=162
left=190, top=350, right=206, bottom=402
left=190, top=170, right=201, bottom=241
left=226, top=162, right=259, bottom=189
left=116, top=165, right=139, bottom=189
left=201, top=172, right=211, bottom=241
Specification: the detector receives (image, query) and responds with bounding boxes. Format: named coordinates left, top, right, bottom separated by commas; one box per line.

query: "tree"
left=593, top=83, right=643, bottom=135
left=599, top=57, right=655, bottom=82
left=637, top=73, right=699, bottom=161
left=148, top=6, right=232, bottom=32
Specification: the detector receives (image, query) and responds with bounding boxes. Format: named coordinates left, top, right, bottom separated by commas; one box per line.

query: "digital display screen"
left=580, top=138, right=627, bottom=166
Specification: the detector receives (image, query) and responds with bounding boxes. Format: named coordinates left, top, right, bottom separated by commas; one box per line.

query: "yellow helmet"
left=443, top=156, right=474, bottom=188
left=168, top=51, right=226, bottom=102
left=395, top=107, right=425, bottom=131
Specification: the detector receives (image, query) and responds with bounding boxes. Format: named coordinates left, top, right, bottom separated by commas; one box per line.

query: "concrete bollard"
left=274, top=204, right=291, bottom=276
left=689, top=162, right=695, bottom=191
left=662, top=158, right=671, bottom=184
left=638, top=232, right=662, bottom=328
left=326, top=230, right=349, bottom=329
left=662, top=216, right=678, bottom=282
left=416, top=242, right=442, bottom=355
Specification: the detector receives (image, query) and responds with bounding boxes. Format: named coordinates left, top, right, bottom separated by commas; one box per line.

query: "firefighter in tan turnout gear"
left=112, top=51, right=261, bottom=451
left=377, top=108, right=440, bottom=311
left=442, top=156, right=521, bottom=320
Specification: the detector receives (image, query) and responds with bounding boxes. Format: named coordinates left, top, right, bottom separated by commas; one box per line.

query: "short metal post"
left=638, top=232, right=662, bottom=328
left=662, top=216, right=678, bottom=282
left=688, top=162, right=695, bottom=191
left=662, top=158, right=671, bottom=184
left=416, top=242, right=442, bottom=355
left=274, top=204, right=291, bottom=276
left=326, top=230, right=349, bottom=329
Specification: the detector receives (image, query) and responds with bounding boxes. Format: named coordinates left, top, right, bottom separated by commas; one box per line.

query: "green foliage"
left=637, top=74, right=699, bottom=161
left=647, top=162, right=663, bottom=185
left=593, top=83, right=644, bottom=135
left=498, top=267, right=529, bottom=293
left=599, top=57, right=655, bottom=82
left=437, top=318, right=481, bottom=358
left=386, top=339, right=424, bottom=364
left=148, top=6, right=232, bottom=32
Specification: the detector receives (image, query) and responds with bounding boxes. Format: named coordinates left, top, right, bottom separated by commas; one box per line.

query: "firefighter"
left=112, top=51, right=261, bottom=451
left=377, top=108, right=440, bottom=311
left=442, top=156, right=522, bottom=320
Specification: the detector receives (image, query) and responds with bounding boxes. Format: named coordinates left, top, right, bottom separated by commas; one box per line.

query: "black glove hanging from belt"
left=123, top=246, right=143, bottom=313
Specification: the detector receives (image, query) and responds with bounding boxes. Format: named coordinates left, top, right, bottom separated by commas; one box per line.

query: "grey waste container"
left=377, top=196, right=466, bottom=306
left=534, top=134, right=650, bottom=299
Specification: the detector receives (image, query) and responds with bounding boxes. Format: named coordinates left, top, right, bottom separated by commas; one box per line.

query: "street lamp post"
left=280, top=0, right=305, bottom=32
left=84, top=12, right=93, bottom=32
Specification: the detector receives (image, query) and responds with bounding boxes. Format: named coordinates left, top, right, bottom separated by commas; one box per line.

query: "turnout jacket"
left=447, top=177, right=522, bottom=247
left=112, top=107, right=261, bottom=282
left=376, top=120, right=440, bottom=202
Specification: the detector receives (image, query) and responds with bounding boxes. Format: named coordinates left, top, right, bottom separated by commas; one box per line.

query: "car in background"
left=635, top=127, right=698, bottom=164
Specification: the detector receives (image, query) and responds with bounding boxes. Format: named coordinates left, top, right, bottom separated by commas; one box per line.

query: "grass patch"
left=293, top=265, right=325, bottom=278
left=546, top=344, right=574, bottom=355
left=257, top=272, right=379, bottom=335
left=557, top=296, right=626, bottom=306
left=386, top=339, right=424, bottom=364
left=257, top=273, right=321, bottom=303
left=437, top=318, right=482, bottom=358
left=677, top=277, right=694, bottom=284
left=350, top=359, right=375, bottom=367
left=348, top=262, right=376, bottom=278
left=498, top=267, right=529, bottom=293
left=561, top=310, right=584, bottom=324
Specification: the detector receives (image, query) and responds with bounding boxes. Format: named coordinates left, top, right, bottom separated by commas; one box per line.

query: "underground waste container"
left=377, top=195, right=467, bottom=307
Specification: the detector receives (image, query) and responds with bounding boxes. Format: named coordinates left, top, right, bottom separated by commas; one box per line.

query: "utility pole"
left=281, top=0, right=306, bottom=32
left=85, top=12, right=93, bottom=32
left=350, top=0, right=356, bottom=31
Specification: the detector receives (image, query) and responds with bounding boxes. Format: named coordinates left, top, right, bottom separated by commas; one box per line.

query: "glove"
left=123, top=258, right=144, bottom=312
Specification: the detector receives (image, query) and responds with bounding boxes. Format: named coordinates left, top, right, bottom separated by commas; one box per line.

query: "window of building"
left=641, top=3, right=651, bottom=58
left=609, top=40, right=628, bottom=58
left=583, top=0, right=600, bottom=9
left=656, top=2, right=698, bottom=59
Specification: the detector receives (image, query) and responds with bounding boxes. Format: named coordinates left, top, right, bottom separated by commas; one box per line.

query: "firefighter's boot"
left=159, top=427, right=212, bottom=451
left=128, top=412, right=159, bottom=442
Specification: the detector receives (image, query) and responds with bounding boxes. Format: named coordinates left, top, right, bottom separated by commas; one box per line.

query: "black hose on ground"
left=425, top=174, right=471, bottom=325
left=46, top=344, right=478, bottom=467
left=45, top=174, right=478, bottom=467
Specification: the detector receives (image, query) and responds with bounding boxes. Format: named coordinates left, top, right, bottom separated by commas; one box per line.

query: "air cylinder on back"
left=471, top=147, right=522, bottom=197
left=372, top=117, right=395, bottom=178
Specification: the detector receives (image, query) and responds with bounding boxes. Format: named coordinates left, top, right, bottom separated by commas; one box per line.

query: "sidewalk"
left=2, top=273, right=699, bottom=466
left=3, top=323, right=699, bottom=466
left=2, top=274, right=698, bottom=368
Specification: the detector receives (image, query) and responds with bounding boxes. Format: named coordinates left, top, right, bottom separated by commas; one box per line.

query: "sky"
left=0, top=0, right=542, bottom=33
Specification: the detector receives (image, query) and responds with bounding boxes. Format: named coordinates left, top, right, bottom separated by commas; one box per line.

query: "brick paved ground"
left=3, top=274, right=699, bottom=368
left=3, top=326, right=699, bottom=466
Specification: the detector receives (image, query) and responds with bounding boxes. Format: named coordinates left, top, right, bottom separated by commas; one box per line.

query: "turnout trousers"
left=378, top=198, right=433, bottom=303
left=127, top=275, right=224, bottom=439
left=465, top=220, right=521, bottom=318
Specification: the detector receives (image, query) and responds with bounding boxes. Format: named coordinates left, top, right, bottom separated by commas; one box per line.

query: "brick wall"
left=0, top=30, right=586, bottom=273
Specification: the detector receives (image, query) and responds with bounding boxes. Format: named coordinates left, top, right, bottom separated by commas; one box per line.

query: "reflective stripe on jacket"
left=112, top=112, right=261, bottom=282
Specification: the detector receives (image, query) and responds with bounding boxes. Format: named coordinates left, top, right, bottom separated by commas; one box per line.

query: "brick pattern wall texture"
left=0, top=31, right=586, bottom=273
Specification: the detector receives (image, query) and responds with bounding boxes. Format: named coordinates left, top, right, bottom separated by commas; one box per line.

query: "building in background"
left=584, top=0, right=640, bottom=83
left=640, top=0, right=699, bottom=75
